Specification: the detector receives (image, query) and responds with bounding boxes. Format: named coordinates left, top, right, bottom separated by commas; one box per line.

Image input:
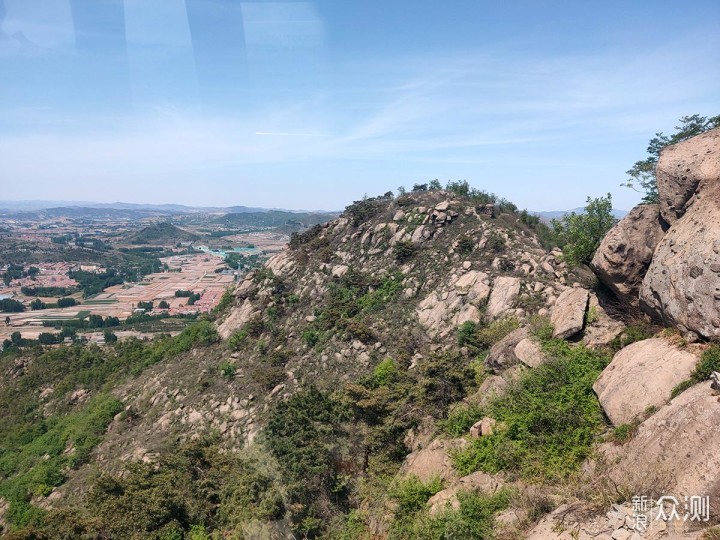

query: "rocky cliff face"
left=593, top=128, right=720, bottom=340
left=641, top=128, right=720, bottom=340
left=590, top=204, right=666, bottom=306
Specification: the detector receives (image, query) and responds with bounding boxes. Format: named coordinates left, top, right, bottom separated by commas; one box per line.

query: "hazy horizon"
left=0, top=196, right=633, bottom=215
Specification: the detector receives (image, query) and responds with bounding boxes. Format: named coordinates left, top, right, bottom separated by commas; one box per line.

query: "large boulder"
left=582, top=294, right=625, bottom=349
left=551, top=287, right=589, bottom=339
left=484, top=327, right=529, bottom=373
left=592, top=338, right=698, bottom=426
left=464, top=375, right=509, bottom=408
left=513, top=337, right=547, bottom=368
left=217, top=298, right=258, bottom=340
left=486, top=277, right=521, bottom=320
left=590, top=205, right=665, bottom=305
left=600, top=382, right=720, bottom=512
left=656, top=128, right=720, bottom=225
left=399, top=438, right=468, bottom=483
left=453, top=270, right=491, bottom=303
left=416, top=271, right=491, bottom=337
left=640, top=201, right=720, bottom=339
left=638, top=129, right=720, bottom=339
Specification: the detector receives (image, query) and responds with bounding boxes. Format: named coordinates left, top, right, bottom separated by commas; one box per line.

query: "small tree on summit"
left=622, top=114, right=720, bottom=204
left=552, top=193, right=616, bottom=267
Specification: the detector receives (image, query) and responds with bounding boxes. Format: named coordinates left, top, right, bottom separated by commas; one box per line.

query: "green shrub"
left=387, top=489, right=509, bottom=540
left=670, top=344, right=720, bottom=398
left=334, top=510, right=367, bottom=540
left=244, top=315, right=266, bottom=337
left=215, top=287, right=234, bottom=313
left=218, top=362, right=236, bottom=380
left=475, top=317, right=519, bottom=348
left=457, top=236, right=475, bottom=255
left=453, top=341, right=610, bottom=481
left=394, top=241, right=417, bottom=263
left=457, top=321, right=479, bottom=348
left=251, top=365, right=286, bottom=390
left=389, top=476, right=443, bottom=518
left=357, top=272, right=403, bottom=312
left=372, top=358, right=399, bottom=387
left=440, top=403, right=484, bottom=437
left=303, top=329, right=320, bottom=347
left=456, top=318, right=519, bottom=353
left=264, top=388, right=351, bottom=535
left=344, top=197, right=388, bottom=227
left=529, top=315, right=554, bottom=343
left=552, top=193, right=616, bottom=266
left=610, top=322, right=653, bottom=351
left=342, top=319, right=376, bottom=344
left=693, top=345, right=720, bottom=381
left=670, top=379, right=695, bottom=399
left=0, top=393, right=123, bottom=527
left=18, top=438, right=288, bottom=539
left=611, top=423, right=636, bottom=444
left=486, top=233, right=506, bottom=253
left=418, top=353, right=476, bottom=413
left=228, top=329, right=248, bottom=350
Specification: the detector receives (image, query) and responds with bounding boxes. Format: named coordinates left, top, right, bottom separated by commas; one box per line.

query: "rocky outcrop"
left=524, top=501, right=704, bottom=539
left=416, top=272, right=491, bottom=336
left=590, top=205, right=665, bottom=305
left=217, top=298, right=258, bottom=340
left=484, top=327, right=529, bottom=373
left=469, top=417, right=497, bottom=438
left=600, top=382, right=720, bottom=512
left=399, top=438, right=468, bottom=483
left=426, top=471, right=502, bottom=515
left=551, top=287, right=589, bottom=339
left=637, top=129, right=720, bottom=339
left=464, top=375, right=509, bottom=408
left=453, top=270, right=492, bottom=303
left=592, top=339, right=698, bottom=426
left=486, top=276, right=521, bottom=320
left=640, top=201, right=720, bottom=340
left=656, top=128, right=720, bottom=225
left=514, top=337, right=547, bottom=368
left=582, top=294, right=625, bottom=349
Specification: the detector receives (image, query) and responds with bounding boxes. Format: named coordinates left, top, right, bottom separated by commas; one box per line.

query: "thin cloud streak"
left=1, top=26, right=718, bottom=210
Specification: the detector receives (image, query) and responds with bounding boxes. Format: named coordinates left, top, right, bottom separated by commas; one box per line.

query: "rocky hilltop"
left=2, top=133, right=720, bottom=539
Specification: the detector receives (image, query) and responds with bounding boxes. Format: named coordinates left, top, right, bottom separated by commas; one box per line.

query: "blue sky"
left=0, top=0, right=718, bottom=211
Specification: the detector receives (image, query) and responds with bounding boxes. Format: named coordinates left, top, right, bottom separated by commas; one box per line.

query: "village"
left=0, top=254, right=236, bottom=344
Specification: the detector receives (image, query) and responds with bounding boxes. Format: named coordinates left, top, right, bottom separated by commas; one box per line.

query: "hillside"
left=126, top=222, right=200, bottom=245
left=213, top=210, right=336, bottom=230
left=2, top=141, right=720, bottom=540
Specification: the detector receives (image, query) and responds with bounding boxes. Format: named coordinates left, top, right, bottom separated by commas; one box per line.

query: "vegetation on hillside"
left=450, top=338, right=611, bottom=481
left=552, top=193, right=616, bottom=266
left=0, top=321, right=219, bottom=531
left=127, top=222, right=200, bottom=245
left=0, top=183, right=634, bottom=539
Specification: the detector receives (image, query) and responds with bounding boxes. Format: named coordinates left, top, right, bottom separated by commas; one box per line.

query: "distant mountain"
left=0, top=200, right=334, bottom=215
left=125, top=223, right=201, bottom=245
left=1, top=206, right=174, bottom=220
left=532, top=208, right=628, bottom=222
